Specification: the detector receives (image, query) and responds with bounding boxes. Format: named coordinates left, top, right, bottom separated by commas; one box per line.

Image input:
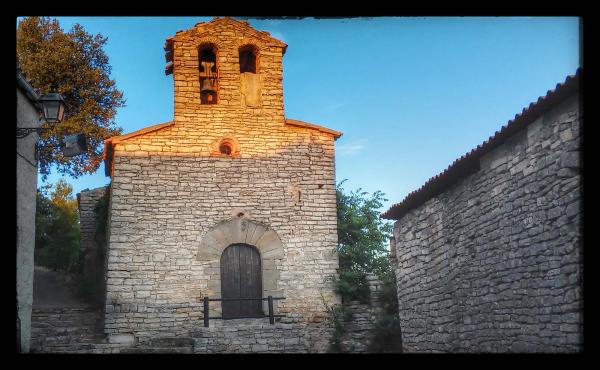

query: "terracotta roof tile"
left=285, top=118, right=343, bottom=139
left=103, top=121, right=174, bottom=177
left=381, top=69, right=581, bottom=220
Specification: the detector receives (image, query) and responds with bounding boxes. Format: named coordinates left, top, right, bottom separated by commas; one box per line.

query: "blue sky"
left=34, top=16, right=580, bottom=212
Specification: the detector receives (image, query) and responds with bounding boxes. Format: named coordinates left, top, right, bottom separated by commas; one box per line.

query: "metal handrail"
left=208, top=315, right=286, bottom=320
left=202, top=296, right=285, bottom=327
left=207, top=297, right=285, bottom=302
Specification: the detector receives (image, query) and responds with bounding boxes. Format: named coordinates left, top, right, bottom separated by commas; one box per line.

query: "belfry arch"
left=197, top=217, right=284, bottom=304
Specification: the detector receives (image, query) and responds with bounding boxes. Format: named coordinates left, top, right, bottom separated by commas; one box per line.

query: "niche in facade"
left=199, top=44, right=218, bottom=105
left=239, top=45, right=261, bottom=107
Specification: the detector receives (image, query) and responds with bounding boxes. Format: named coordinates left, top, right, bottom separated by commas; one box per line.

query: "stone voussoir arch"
left=197, top=217, right=284, bottom=299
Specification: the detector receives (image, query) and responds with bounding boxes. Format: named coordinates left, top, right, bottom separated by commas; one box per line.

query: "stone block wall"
left=77, top=187, right=108, bottom=280
left=105, top=137, right=339, bottom=342
left=102, top=18, right=341, bottom=348
left=30, top=307, right=105, bottom=353
left=391, top=94, right=582, bottom=352
left=30, top=273, right=397, bottom=353
left=169, top=18, right=287, bottom=126
left=339, top=274, right=386, bottom=352
left=191, top=319, right=331, bottom=353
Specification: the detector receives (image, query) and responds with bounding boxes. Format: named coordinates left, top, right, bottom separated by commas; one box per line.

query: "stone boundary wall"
left=391, top=94, right=582, bottom=352
left=340, top=274, right=384, bottom=352
left=30, top=274, right=396, bottom=353
left=191, top=319, right=332, bottom=353
left=30, top=306, right=105, bottom=353
left=77, top=187, right=108, bottom=279
left=31, top=306, right=332, bottom=353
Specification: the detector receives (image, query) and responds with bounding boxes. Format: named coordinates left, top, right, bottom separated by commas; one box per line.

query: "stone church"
left=101, top=17, right=342, bottom=349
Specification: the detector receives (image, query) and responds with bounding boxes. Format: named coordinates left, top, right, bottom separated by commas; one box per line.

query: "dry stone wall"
left=392, top=94, right=582, bottom=352
left=30, top=307, right=105, bottom=353
left=77, top=187, right=108, bottom=281
left=338, top=274, right=388, bottom=353
left=29, top=273, right=396, bottom=353
left=191, top=319, right=331, bottom=353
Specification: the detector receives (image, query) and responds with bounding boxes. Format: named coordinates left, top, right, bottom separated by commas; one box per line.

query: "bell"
left=201, top=78, right=216, bottom=94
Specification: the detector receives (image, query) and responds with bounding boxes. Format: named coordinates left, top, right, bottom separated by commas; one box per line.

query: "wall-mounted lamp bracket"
left=16, top=127, right=50, bottom=139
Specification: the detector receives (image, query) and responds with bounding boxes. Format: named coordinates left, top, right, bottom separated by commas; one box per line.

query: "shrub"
left=34, top=180, right=80, bottom=273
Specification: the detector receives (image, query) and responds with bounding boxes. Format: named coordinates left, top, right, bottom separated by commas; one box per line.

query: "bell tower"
left=102, top=17, right=343, bottom=347
left=164, top=17, right=288, bottom=126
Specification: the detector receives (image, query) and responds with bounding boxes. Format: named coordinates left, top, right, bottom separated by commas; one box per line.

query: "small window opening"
left=239, top=46, right=257, bottom=74
left=213, top=138, right=239, bottom=157
left=219, top=142, right=233, bottom=155
left=199, top=45, right=218, bottom=105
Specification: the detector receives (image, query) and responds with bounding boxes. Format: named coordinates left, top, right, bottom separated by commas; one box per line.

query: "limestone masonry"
left=100, top=17, right=342, bottom=351
left=77, top=187, right=108, bottom=288
left=385, top=74, right=582, bottom=352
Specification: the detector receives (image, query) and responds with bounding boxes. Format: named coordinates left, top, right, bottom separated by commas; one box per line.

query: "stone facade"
left=101, top=17, right=342, bottom=350
left=390, top=93, right=582, bottom=352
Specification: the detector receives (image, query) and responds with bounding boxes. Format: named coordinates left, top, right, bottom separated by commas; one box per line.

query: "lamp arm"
left=16, top=127, right=51, bottom=139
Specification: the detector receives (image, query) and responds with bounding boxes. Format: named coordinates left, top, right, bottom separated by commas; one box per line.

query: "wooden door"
left=220, top=243, right=262, bottom=318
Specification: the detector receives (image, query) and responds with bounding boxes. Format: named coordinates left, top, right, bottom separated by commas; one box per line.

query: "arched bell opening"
left=239, top=44, right=258, bottom=74
left=198, top=43, right=218, bottom=105
left=238, top=44, right=261, bottom=107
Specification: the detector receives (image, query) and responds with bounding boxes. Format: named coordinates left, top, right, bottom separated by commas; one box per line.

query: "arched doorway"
left=220, top=243, right=262, bottom=318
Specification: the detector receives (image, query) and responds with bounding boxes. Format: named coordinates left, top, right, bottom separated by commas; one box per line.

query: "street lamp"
left=17, top=90, right=88, bottom=161
left=38, top=91, right=66, bottom=124
left=16, top=90, right=67, bottom=138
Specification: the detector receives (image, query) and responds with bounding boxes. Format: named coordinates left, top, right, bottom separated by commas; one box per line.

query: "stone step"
left=31, top=343, right=97, bottom=353
left=120, top=347, right=194, bottom=354
left=33, top=327, right=103, bottom=333
left=31, top=331, right=104, bottom=341
left=34, top=335, right=104, bottom=343
left=146, top=337, right=195, bottom=347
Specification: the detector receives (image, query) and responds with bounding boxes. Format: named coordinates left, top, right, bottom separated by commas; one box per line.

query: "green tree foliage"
left=329, top=181, right=403, bottom=352
left=17, top=17, right=125, bottom=180
left=334, top=180, right=393, bottom=302
left=35, top=180, right=80, bottom=272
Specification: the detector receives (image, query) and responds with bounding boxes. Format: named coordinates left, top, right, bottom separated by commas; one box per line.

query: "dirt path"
left=33, top=266, right=88, bottom=308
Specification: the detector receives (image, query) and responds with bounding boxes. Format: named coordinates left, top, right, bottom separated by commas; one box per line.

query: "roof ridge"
left=381, top=68, right=581, bottom=220
left=167, top=17, right=287, bottom=46
left=285, top=118, right=343, bottom=139
left=106, top=120, right=174, bottom=144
